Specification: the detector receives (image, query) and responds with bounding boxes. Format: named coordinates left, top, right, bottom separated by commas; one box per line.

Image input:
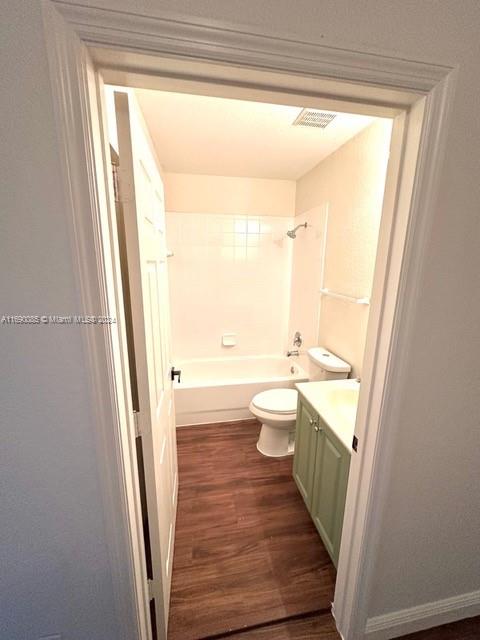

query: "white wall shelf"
left=319, top=288, right=370, bottom=305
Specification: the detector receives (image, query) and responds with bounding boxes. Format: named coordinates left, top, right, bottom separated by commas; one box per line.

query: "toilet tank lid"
left=307, top=347, right=351, bottom=373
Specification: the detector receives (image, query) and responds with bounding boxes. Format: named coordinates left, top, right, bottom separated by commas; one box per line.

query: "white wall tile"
left=166, top=212, right=293, bottom=359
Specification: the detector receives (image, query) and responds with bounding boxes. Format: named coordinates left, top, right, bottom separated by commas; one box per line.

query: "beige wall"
left=287, top=205, right=327, bottom=356
left=295, top=119, right=392, bottom=377
left=164, top=172, right=296, bottom=216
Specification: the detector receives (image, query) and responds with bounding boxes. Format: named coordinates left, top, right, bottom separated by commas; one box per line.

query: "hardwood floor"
left=167, top=420, right=336, bottom=640
left=211, top=613, right=480, bottom=640
left=212, top=610, right=339, bottom=639
left=402, top=615, right=480, bottom=639
left=167, top=420, right=480, bottom=640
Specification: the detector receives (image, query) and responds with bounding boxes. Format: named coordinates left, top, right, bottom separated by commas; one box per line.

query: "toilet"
left=250, top=388, right=299, bottom=457
left=249, top=347, right=351, bottom=457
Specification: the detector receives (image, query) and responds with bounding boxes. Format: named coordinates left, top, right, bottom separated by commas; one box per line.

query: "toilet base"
left=256, top=423, right=295, bottom=457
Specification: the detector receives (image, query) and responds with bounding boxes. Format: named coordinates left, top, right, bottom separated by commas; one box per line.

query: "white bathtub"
left=174, top=356, right=309, bottom=426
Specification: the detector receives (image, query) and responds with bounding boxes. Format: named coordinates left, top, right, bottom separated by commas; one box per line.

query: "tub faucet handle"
left=171, top=367, right=182, bottom=383
left=293, top=331, right=303, bottom=347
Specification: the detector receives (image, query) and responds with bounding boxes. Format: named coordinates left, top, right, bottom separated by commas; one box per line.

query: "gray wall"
left=0, top=3, right=119, bottom=639
left=2, top=0, right=480, bottom=637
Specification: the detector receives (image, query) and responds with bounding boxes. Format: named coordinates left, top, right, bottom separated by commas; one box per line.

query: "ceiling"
left=135, top=89, right=377, bottom=180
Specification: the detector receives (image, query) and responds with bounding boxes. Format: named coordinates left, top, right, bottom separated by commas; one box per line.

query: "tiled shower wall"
left=166, top=212, right=294, bottom=359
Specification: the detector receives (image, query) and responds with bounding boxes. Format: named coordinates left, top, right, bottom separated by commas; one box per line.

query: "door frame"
left=41, top=2, right=457, bottom=638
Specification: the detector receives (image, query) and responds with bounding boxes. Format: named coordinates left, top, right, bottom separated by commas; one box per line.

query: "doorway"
left=99, top=69, right=416, bottom=640
left=103, top=80, right=396, bottom=640
left=42, top=5, right=456, bottom=637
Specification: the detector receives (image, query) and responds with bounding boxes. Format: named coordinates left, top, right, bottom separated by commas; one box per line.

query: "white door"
left=114, top=90, right=178, bottom=638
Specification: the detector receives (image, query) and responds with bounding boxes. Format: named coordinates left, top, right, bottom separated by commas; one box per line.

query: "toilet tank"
left=307, top=347, right=351, bottom=381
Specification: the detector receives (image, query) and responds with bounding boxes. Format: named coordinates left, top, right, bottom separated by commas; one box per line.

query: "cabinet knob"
left=309, top=417, right=315, bottom=426
left=314, top=425, right=319, bottom=432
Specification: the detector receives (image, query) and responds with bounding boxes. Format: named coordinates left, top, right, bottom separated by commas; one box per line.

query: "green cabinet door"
left=292, top=396, right=318, bottom=510
left=310, top=417, right=351, bottom=567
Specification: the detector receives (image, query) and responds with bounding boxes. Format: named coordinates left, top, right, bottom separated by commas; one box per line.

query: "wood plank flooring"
left=402, top=615, right=480, bottom=639
left=167, top=420, right=336, bottom=640
left=212, top=610, right=339, bottom=639
left=167, top=420, right=480, bottom=640
left=211, top=612, right=480, bottom=640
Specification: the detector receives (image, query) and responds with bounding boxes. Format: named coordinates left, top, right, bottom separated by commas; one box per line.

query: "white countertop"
left=295, top=379, right=360, bottom=451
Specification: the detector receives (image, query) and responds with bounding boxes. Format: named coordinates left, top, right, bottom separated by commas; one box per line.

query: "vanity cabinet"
left=293, top=393, right=351, bottom=567
left=292, top=396, right=318, bottom=507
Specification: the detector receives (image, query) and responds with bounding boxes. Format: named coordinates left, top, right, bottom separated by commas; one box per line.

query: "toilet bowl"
left=249, top=388, right=298, bottom=457
left=249, top=348, right=351, bottom=457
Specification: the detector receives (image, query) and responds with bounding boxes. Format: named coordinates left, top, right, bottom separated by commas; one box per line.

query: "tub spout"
left=287, top=349, right=299, bottom=357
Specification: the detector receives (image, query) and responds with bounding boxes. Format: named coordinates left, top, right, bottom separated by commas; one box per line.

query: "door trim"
left=41, top=2, right=457, bottom=638
left=50, top=1, right=449, bottom=94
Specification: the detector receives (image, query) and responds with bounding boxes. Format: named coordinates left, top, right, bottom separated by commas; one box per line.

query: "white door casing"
left=41, top=3, right=457, bottom=638
left=115, top=90, right=178, bottom=637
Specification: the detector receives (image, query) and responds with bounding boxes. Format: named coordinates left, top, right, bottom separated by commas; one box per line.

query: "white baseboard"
left=365, top=589, right=480, bottom=639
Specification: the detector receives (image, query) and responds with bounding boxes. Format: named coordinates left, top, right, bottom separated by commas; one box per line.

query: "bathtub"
left=174, top=356, right=308, bottom=426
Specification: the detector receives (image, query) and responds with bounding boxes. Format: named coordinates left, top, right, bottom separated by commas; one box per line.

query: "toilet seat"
left=249, top=388, right=298, bottom=457
left=251, top=388, right=298, bottom=415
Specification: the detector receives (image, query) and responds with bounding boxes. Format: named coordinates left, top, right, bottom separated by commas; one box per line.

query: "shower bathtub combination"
left=174, top=356, right=308, bottom=426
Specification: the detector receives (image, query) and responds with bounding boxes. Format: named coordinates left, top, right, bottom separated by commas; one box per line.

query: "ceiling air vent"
left=293, top=109, right=336, bottom=128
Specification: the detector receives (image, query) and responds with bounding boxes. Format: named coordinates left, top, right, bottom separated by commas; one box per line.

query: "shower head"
left=286, top=222, right=307, bottom=239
